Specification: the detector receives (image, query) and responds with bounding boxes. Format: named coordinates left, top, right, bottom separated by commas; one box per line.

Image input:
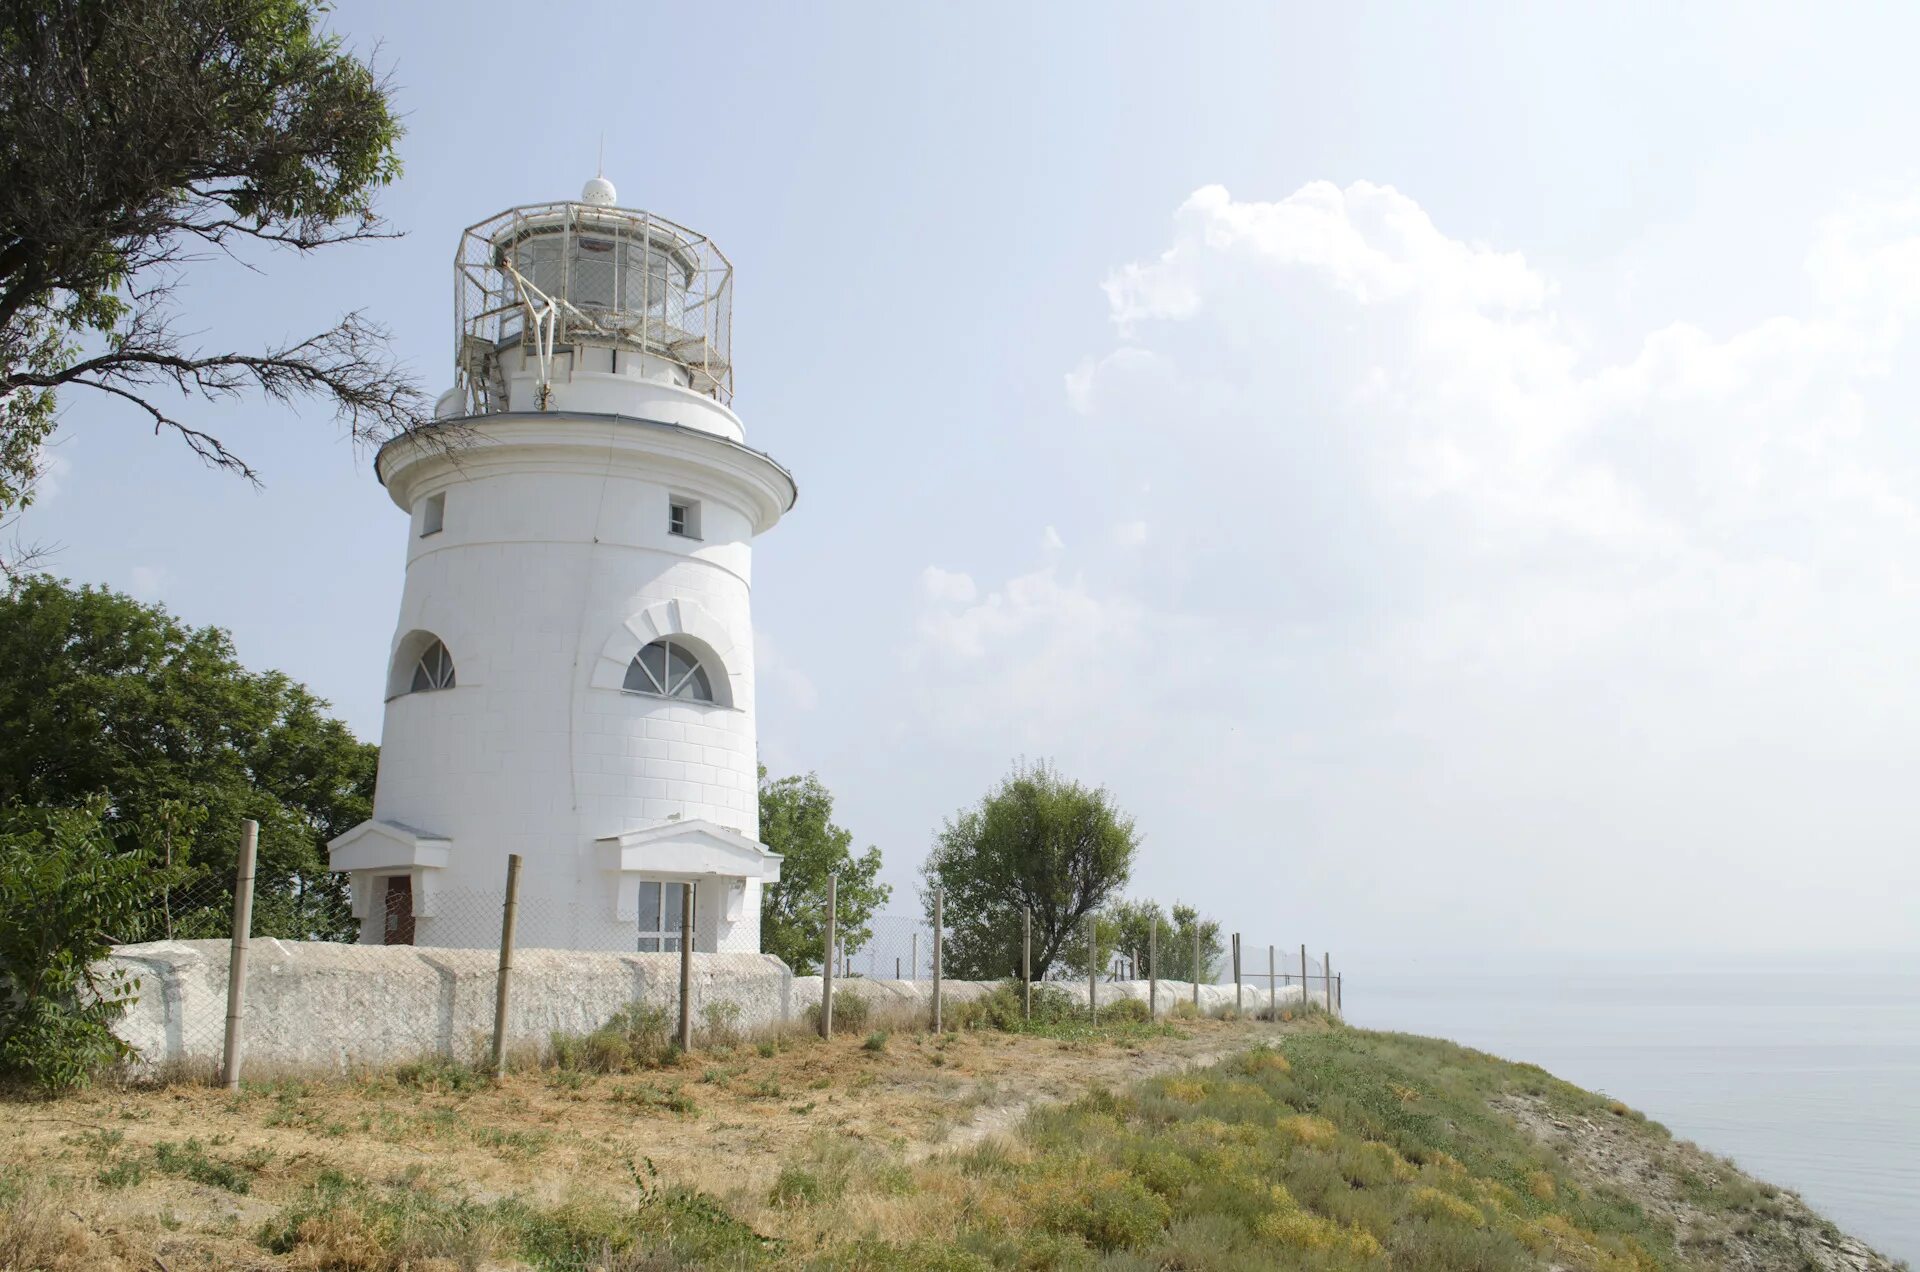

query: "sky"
left=20, top=1, right=1920, bottom=965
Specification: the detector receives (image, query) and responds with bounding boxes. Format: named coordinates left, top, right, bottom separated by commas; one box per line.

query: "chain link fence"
left=109, top=827, right=1341, bottom=1084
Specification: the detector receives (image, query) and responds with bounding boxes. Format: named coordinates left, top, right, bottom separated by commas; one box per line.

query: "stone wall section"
left=105, top=941, right=1314, bottom=1076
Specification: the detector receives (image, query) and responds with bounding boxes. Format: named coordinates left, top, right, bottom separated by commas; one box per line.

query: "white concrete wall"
left=109, top=940, right=792, bottom=1076
left=105, top=941, right=1313, bottom=1076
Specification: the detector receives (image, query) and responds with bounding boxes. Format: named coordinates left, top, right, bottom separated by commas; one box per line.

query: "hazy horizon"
left=18, top=1, right=1920, bottom=958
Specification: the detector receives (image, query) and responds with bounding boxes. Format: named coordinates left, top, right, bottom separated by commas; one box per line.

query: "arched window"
left=410, top=639, right=456, bottom=693
left=624, top=638, right=713, bottom=702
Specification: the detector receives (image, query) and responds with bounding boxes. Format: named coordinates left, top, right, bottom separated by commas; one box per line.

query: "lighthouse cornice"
left=377, top=412, right=797, bottom=534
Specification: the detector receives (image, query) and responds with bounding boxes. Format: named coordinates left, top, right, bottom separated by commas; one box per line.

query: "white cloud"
left=908, top=179, right=1920, bottom=951
left=919, top=565, right=978, bottom=606
left=128, top=565, right=170, bottom=601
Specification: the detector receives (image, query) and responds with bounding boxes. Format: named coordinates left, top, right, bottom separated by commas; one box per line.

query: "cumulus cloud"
left=907, top=179, right=1920, bottom=950
left=920, top=565, right=978, bottom=606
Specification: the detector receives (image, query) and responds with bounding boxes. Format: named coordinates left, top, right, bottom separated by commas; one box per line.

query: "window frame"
left=409, top=639, right=457, bottom=693
left=622, top=637, right=714, bottom=703
left=636, top=878, right=694, bottom=953
left=667, top=496, right=701, bottom=540
left=420, top=492, right=445, bottom=538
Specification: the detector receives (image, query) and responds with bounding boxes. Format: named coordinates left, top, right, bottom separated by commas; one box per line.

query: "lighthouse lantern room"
left=327, top=176, right=796, bottom=952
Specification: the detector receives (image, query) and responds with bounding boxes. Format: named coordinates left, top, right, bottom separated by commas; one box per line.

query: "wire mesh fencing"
left=108, top=831, right=1341, bottom=1085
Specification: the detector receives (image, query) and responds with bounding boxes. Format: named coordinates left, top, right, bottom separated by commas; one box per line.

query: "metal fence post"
left=932, top=888, right=943, bottom=1032
left=1233, top=933, right=1243, bottom=1014
left=1324, top=951, right=1334, bottom=1013
left=820, top=874, right=836, bottom=1039
left=1148, top=913, right=1158, bottom=1019
left=1336, top=972, right=1343, bottom=1013
left=219, top=820, right=258, bottom=1091
left=1300, top=944, right=1308, bottom=1011
left=1021, top=905, right=1032, bottom=1020
left=491, top=853, right=523, bottom=1079
left=677, top=884, right=695, bottom=1051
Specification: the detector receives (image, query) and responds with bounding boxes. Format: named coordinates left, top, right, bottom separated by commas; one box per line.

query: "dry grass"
left=0, top=1013, right=1275, bottom=1270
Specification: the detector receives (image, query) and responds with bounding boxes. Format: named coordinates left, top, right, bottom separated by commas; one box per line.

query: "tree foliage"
left=1101, top=899, right=1224, bottom=982
left=0, top=802, right=160, bottom=1090
left=758, top=767, right=889, bottom=975
left=0, top=576, right=376, bottom=939
left=923, top=760, right=1138, bottom=980
left=0, top=0, right=427, bottom=560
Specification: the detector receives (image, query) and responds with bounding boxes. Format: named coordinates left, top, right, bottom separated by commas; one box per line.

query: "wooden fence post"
left=1299, top=944, right=1308, bottom=1011
left=911, top=931, right=918, bottom=982
left=932, top=888, right=944, bottom=1032
left=677, top=884, right=696, bottom=1051
left=1021, top=906, right=1032, bottom=1020
left=1192, top=923, right=1202, bottom=1011
left=1233, top=933, right=1243, bottom=1014
left=820, top=874, right=837, bottom=1039
left=491, top=853, right=523, bottom=1079
left=1148, top=914, right=1158, bottom=1019
left=219, top=820, right=258, bottom=1092
left=1088, top=921, right=1098, bottom=1021
left=1324, top=951, right=1334, bottom=1014
left=1336, top=973, right=1343, bottom=1013
left=1268, top=943, right=1276, bottom=1021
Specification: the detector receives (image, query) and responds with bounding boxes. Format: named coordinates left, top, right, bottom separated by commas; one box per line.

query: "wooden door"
left=383, top=875, right=415, bottom=946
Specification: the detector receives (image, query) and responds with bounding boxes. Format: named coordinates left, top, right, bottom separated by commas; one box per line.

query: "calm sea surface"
left=1343, top=957, right=1920, bottom=1264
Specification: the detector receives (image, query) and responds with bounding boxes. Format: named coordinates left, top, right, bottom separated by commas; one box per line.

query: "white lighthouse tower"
left=327, top=176, right=795, bottom=952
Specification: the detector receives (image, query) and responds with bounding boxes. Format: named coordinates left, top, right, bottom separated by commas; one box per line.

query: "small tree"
left=923, top=760, right=1138, bottom=980
left=1074, top=898, right=1225, bottom=982
left=758, top=767, right=889, bottom=975
left=0, top=802, right=162, bottom=1090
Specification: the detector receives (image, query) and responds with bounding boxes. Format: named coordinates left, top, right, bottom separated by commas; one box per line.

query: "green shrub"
left=1032, top=1162, right=1170, bottom=1251
left=0, top=803, right=159, bottom=1091
left=862, top=1030, right=889, bottom=1053
left=549, top=1002, right=676, bottom=1073
left=393, top=1056, right=487, bottom=1092
left=698, top=1000, right=742, bottom=1049
left=1101, top=997, right=1152, bottom=1024
left=802, top=988, right=871, bottom=1033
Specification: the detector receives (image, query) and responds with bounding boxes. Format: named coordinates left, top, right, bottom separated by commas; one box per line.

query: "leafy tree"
left=1102, top=899, right=1224, bottom=982
left=0, top=0, right=427, bottom=564
left=0, top=576, right=376, bottom=939
left=758, top=767, right=889, bottom=975
left=0, top=802, right=161, bottom=1090
left=922, top=760, right=1138, bottom=980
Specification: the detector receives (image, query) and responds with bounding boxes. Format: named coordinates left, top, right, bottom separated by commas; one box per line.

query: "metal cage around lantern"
left=454, top=200, right=734, bottom=414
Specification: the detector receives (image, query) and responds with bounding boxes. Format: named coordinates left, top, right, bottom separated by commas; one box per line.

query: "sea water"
left=1343, top=955, right=1920, bottom=1264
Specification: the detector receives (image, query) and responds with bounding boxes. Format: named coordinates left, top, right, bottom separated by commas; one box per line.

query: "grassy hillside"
left=0, top=1011, right=1895, bottom=1270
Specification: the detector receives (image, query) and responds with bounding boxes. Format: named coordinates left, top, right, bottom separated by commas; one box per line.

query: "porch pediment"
left=327, top=819, right=452, bottom=873
left=595, top=818, right=782, bottom=882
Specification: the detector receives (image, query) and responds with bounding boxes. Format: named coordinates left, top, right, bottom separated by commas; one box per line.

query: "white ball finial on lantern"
left=581, top=174, right=617, bottom=206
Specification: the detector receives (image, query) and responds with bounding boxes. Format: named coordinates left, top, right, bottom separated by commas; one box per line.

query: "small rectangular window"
left=420, top=492, right=445, bottom=537
left=668, top=497, right=701, bottom=540
left=637, top=879, right=694, bottom=952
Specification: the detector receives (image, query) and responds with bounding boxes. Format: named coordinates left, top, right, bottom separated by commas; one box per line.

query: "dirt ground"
left=1, top=1018, right=1287, bottom=1271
